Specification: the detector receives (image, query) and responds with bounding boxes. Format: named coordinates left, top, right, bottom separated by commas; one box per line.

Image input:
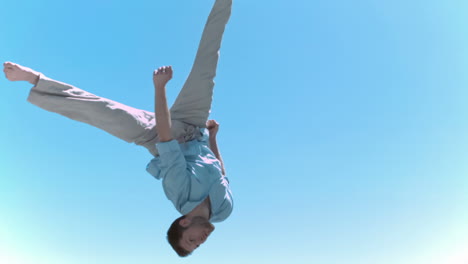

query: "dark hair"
left=167, top=215, right=191, bottom=257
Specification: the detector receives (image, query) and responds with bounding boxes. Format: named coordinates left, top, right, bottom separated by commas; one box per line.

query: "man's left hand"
left=206, top=119, right=219, bottom=138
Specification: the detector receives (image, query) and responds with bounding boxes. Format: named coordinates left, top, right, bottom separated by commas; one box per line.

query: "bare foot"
left=3, top=62, right=40, bottom=85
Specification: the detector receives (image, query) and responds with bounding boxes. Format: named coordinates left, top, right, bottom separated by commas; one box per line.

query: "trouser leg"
left=169, top=0, right=232, bottom=127
left=27, top=75, right=161, bottom=156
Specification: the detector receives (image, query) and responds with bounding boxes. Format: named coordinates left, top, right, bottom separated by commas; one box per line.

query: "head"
left=167, top=215, right=215, bottom=257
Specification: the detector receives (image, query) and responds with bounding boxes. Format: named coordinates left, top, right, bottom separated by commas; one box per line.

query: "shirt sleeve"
left=209, top=174, right=234, bottom=223
left=156, top=140, right=190, bottom=213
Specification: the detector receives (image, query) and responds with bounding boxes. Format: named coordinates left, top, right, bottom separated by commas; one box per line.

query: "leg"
left=27, top=75, right=161, bottom=153
left=169, top=0, right=232, bottom=128
left=3, top=62, right=161, bottom=155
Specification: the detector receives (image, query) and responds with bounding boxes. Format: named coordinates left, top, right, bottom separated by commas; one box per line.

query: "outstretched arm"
left=153, top=66, right=173, bottom=142
left=207, top=120, right=226, bottom=175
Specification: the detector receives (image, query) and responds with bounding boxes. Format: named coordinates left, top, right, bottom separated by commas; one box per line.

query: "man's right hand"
left=153, top=66, right=173, bottom=89
left=154, top=66, right=174, bottom=142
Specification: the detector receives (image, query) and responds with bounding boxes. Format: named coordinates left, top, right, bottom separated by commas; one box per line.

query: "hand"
left=206, top=119, right=219, bottom=138
left=153, top=66, right=173, bottom=89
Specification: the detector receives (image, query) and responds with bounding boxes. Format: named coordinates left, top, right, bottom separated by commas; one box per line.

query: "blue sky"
left=1, top=0, right=468, bottom=263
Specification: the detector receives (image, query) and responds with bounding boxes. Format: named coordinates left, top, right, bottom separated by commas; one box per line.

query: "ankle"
left=27, top=72, right=40, bottom=85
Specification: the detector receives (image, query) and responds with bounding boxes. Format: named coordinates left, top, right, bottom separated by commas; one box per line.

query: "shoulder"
left=209, top=175, right=234, bottom=222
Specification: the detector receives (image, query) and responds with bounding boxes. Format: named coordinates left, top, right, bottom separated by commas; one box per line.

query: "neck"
left=186, top=197, right=211, bottom=220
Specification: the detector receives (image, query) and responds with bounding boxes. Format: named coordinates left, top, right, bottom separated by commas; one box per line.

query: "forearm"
left=209, top=136, right=225, bottom=175
left=155, top=86, right=172, bottom=142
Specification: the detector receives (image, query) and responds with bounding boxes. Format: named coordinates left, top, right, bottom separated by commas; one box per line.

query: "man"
left=3, top=0, right=233, bottom=257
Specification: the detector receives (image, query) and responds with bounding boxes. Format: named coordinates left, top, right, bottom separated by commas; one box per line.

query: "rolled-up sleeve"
left=209, top=174, right=234, bottom=222
left=157, top=140, right=190, bottom=212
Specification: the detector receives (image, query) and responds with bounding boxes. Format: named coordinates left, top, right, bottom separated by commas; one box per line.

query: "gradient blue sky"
left=1, top=0, right=468, bottom=263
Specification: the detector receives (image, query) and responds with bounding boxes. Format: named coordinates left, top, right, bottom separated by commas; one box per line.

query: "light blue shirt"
left=146, top=129, right=233, bottom=223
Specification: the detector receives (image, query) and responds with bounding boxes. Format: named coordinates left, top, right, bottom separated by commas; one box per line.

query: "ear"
left=179, top=218, right=191, bottom=227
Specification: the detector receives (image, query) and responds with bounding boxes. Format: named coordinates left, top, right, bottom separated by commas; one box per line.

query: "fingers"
left=206, top=119, right=219, bottom=129
left=153, top=65, right=172, bottom=75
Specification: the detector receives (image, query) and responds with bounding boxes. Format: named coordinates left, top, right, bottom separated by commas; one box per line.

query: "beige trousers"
left=27, top=0, right=232, bottom=156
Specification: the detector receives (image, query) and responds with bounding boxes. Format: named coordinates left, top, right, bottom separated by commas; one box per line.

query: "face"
left=179, top=216, right=215, bottom=252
